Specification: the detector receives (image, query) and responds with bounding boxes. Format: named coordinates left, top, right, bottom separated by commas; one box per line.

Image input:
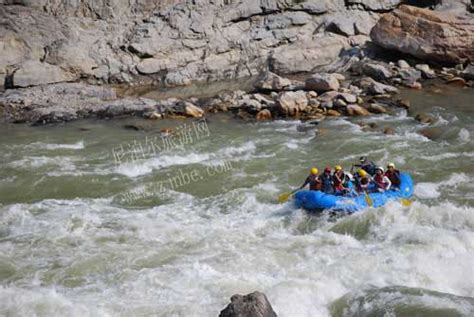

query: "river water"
left=0, top=85, right=473, bottom=316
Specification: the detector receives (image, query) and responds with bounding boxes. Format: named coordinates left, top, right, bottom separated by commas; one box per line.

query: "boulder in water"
left=256, top=109, right=272, bottom=121
left=219, top=291, right=277, bottom=317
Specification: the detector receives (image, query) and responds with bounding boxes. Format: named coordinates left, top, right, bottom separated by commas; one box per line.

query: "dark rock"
left=418, top=126, right=443, bottom=140
left=446, top=77, right=467, bottom=86
left=415, top=113, right=437, bottom=124
left=256, top=109, right=272, bottom=121
left=384, top=126, right=395, bottom=134
left=219, top=291, right=277, bottom=317
left=462, top=63, right=474, bottom=80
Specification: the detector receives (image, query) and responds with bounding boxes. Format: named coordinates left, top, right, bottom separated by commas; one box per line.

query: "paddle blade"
left=400, top=198, right=412, bottom=206
left=278, top=192, right=292, bottom=203
left=364, top=191, right=373, bottom=207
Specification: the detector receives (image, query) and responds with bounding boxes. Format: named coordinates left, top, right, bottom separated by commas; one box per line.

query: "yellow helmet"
left=358, top=169, right=367, bottom=177
left=335, top=165, right=342, bottom=171
left=310, top=167, right=319, bottom=175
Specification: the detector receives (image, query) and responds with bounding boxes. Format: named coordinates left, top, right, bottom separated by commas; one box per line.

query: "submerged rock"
left=219, top=291, right=277, bottom=317
left=256, top=109, right=272, bottom=121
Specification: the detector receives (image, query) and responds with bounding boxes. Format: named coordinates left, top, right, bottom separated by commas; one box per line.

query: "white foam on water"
left=415, top=173, right=471, bottom=199
left=1, top=192, right=474, bottom=317
left=8, top=156, right=77, bottom=172
left=113, top=141, right=260, bottom=178
left=458, top=128, right=471, bottom=143
left=31, top=141, right=86, bottom=150
left=419, top=152, right=474, bottom=162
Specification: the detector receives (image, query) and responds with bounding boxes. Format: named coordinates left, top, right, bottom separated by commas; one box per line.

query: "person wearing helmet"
left=333, top=165, right=351, bottom=194
left=385, top=163, right=401, bottom=189
left=351, top=156, right=377, bottom=176
left=354, top=168, right=372, bottom=193
left=298, top=167, right=322, bottom=191
left=320, top=166, right=334, bottom=194
left=374, top=167, right=391, bottom=192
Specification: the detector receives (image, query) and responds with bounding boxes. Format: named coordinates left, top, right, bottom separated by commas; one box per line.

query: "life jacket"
left=385, top=170, right=400, bottom=186
left=355, top=175, right=370, bottom=192
left=333, top=171, right=346, bottom=190
left=374, top=174, right=389, bottom=189
left=320, top=173, right=333, bottom=193
left=308, top=174, right=322, bottom=191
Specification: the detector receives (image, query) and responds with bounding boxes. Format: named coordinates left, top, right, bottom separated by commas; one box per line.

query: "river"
left=0, top=85, right=473, bottom=316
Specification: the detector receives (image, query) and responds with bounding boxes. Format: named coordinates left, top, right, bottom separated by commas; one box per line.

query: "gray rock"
left=415, top=64, right=437, bottom=79
left=0, top=83, right=165, bottom=123
left=362, top=63, right=392, bottom=81
left=346, top=0, right=402, bottom=11
left=219, top=291, right=277, bottom=317
left=270, top=36, right=349, bottom=74
left=254, top=71, right=292, bottom=92
left=354, top=77, right=399, bottom=95
left=276, top=90, right=308, bottom=116
left=397, top=60, right=411, bottom=69
left=305, top=73, right=340, bottom=93
left=13, top=60, right=76, bottom=88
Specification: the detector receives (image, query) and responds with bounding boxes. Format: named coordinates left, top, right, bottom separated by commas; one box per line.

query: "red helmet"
left=324, top=166, right=331, bottom=172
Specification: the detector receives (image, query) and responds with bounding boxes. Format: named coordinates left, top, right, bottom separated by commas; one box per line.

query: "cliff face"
left=0, top=0, right=470, bottom=89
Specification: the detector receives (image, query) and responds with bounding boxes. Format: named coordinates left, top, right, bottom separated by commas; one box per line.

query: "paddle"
left=400, top=198, right=412, bottom=206
left=278, top=189, right=299, bottom=203
left=364, top=190, right=373, bottom=207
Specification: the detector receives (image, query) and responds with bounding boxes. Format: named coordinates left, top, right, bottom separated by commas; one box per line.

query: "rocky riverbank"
left=1, top=2, right=473, bottom=126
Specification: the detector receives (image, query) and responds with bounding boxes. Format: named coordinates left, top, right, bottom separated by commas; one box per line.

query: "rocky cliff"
left=1, top=0, right=472, bottom=90
left=0, top=0, right=383, bottom=89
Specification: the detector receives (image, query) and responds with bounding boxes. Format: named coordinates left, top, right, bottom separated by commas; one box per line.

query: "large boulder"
left=270, top=36, right=349, bottom=74
left=276, top=91, right=308, bottom=116
left=305, top=73, right=340, bottom=93
left=254, top=71, right=292, bottom=92
left=219, top=292, right=277, bottom=317
left=371, top=5, right=474, bottom=64
left=12, top=60, right=76, bottom=88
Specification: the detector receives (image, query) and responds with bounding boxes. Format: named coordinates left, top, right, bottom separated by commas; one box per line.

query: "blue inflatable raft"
left=293, top=173, right=414, bottom=212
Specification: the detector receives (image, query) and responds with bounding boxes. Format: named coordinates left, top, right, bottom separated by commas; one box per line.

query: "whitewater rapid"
left=1, top=87, right=474, bottom=316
